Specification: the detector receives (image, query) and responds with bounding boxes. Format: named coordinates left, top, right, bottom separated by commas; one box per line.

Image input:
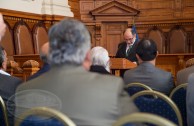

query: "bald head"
left=123, top=28, right=136, bottom=45
left=124, top=28, right=133, bottom=36
left=40, top=42, right=49, bottom=63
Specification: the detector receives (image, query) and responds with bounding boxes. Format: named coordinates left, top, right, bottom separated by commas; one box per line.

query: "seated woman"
left=90, top=46, right=111, bottom=74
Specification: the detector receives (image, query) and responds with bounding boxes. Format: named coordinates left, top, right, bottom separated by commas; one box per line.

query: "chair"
left=0, top=96, right=9, bottom=126
left=125, top=83, right=153, bottom=96
left=15, top=107, right=76, bottom=126
left=169, top=83, right=187, bottom=126
left=113, top=112, right=176, bottom=126
left=131, top=90, right=182, bottom=126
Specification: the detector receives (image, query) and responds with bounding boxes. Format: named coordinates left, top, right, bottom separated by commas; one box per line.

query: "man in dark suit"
left=116, top=28, right=138, bottom=62
left=15, top=19, right=138, bottom=126
left=124, top=39, right=175, bottom=95
left=28, top=42, right=50, bottom=80
left=0, top=46, right=22, bottom=126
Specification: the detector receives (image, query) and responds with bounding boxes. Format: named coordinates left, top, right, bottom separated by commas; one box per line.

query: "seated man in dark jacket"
left=124, top=39, right=175, bottom=95
left=0, top=46, right=22, bottom=126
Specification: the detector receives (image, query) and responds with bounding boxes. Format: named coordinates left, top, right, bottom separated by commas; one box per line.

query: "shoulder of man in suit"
left=118, top=42, right=126, bottom=48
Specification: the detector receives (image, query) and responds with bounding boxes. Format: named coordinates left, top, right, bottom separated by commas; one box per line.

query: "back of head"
left=136, top=39, right=157, bottom=61
left=90, top=46, right=110, bottom=71
left=48, top=19, right=91, bottom=66
left=40, top=42, right=49, bottom=63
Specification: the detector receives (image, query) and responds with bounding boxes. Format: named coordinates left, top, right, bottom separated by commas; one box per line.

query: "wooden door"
left=102, top=22, right=127, bottom=56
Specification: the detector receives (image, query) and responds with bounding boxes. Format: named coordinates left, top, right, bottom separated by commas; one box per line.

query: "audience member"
left=0, top=13, right=6, bottom=42
left=124, top=39, right=174, bottom=95
left=90, top=46, right=111, bottom=74
left=187, top=73, right=194, bottom=126
left=15, top=19, right=138, bottom=125
left=0, top=46, right=22, bottom=126
left=116, top=28, right=138, bottom=62
left=28, top=42, right=50, bottom=80
left=177, top=58, right=194, bottom=85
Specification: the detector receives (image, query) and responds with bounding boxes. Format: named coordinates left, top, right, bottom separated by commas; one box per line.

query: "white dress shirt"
left=0, top=69, right=10, bottom=76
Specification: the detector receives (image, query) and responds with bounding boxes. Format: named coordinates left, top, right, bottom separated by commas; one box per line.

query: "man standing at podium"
left=116, top=28, right=138, bottom=63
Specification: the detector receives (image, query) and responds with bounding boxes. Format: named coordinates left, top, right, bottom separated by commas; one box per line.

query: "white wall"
left=0, top=0, right=73, bottom=17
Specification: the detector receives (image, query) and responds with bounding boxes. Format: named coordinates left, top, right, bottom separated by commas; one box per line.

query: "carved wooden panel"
left=87, top=25, right=95, bottom=47
left=1, top=23, right=15, bottom=60
left=14, top=21, right=34, bottom=55
left=168, top=26, right=187, bottom=53
left=79, top=0, right=194, bottom=56
left=33, top=23, right=48, bottom=54
left=147, top=27, right=165, bottom=54
left=68, top=0, right=80, bottom=19
left=102, top=22, right=127, bottom=56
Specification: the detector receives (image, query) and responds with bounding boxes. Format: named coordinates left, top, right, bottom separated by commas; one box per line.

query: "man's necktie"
left=126, top=45, right=132, bottom=56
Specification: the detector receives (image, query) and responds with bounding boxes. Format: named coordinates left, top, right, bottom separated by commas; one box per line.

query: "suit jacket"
left=15, top=65, right=138, bottom=126
left=116, top=41, right=138, bottom=62
left=124, top=62, right=175, bottom=95
left=28, top=63, right=50, bottom=81
left=187, top=73, right=194, bottom=126
left=0, top=73, right=22, bottom=126
left=90, top=65, right=110, bottom=75
left=176, top=65, right=194, bottom=85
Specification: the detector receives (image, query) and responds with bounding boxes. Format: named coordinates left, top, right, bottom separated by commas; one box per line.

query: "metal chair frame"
left=113, top=112, right=177, bottom=126
left=131, top=90, right=183, bottom=126
left=15, top=107, right=76, bottom=126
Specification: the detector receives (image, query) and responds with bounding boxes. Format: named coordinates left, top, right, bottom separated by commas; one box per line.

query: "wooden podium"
left=110, top=58, right=137, bottom=76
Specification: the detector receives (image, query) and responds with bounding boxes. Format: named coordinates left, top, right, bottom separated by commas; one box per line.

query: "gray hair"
left=90, top=46, right=110, bottom=72
left=48, top=19, right=91, bottom=65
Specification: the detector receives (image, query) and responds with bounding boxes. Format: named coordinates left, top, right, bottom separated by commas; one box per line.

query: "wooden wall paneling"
left=168, top=26, right=187, bottom=53
left=14, top=20, right=35, bottom=55
left=1, top=21, right=15, bottom=60
left=33, top=22, right=48, bottom=54
left=182, top=0, right=194, bottom=18
left=156, top=54, right=194, bottom=83
left=146, top=26, right=166, bottom=54
left=87, top=25, right=95, bottom=47
left=102, top=22, right=127, bottom=56
left=94, top=23, right=102, bottom=47
left=68, top=0, right=81, bottom=19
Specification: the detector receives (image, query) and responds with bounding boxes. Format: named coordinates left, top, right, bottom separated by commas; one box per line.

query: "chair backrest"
left=113, top=112, right=177, bottom=126
left=131, top=90, right=182, bottom=126
left=125, top=83, right=153, bottom=96
left=169, top=83, right=187, bottom=126
left=15, top=107, right=76, bottom=126
left=0, top=96, right=9, bottom=126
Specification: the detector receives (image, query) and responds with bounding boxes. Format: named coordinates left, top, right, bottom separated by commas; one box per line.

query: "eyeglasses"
left=124, top=37, right=134, bottom=42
